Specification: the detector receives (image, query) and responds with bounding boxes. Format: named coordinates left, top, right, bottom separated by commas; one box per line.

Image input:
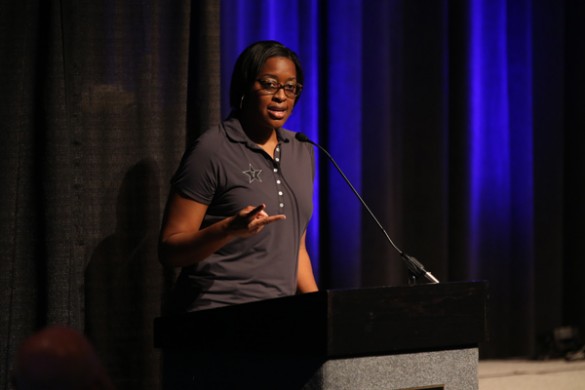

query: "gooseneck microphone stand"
left=295, top=133, right=439, bottom=285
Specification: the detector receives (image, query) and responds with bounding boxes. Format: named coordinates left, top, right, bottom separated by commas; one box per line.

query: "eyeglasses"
left=256, top=79, right=303, bottom=98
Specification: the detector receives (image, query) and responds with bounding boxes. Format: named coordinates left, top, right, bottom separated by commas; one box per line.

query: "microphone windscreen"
left=295, top=132, right=310, bottom=142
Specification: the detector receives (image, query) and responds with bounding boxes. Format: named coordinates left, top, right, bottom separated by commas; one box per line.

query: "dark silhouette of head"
left=12, top=325, right=114, bottom=390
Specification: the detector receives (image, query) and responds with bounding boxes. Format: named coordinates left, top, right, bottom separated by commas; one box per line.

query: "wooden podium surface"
left=154, top=281, right=487, bottom=357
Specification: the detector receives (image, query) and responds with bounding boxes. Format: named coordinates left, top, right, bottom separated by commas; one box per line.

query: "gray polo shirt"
left=170, top=117, right=315, bottom=311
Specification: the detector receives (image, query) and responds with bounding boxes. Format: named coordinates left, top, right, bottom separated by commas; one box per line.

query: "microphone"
left=296, top=132, right=439, bottom=284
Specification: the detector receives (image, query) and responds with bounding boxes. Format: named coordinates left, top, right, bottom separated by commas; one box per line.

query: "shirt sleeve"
left=171, top=131, right=219, bottom=205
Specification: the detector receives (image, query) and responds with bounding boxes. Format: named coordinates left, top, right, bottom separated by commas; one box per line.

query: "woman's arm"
left=296, top=231, right=318, bottom=293
left=158, top=191, right=286, bottom=268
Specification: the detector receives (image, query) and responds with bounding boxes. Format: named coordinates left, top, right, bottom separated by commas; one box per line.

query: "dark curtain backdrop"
left=0, top=1, right=219, bottom=388
left=1, top=0, right=585, bottom=389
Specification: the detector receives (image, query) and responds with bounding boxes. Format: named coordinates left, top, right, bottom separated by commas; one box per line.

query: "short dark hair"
left=229, top=40, right=304, bottom=113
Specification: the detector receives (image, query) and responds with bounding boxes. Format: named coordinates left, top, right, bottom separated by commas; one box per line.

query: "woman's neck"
left=239, top=114, right=276, bottom=146
left=239, top=115, right=278, bottom=157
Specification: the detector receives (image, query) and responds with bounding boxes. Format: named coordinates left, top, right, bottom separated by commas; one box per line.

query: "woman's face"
left=243, top=56, right=299, bottom=131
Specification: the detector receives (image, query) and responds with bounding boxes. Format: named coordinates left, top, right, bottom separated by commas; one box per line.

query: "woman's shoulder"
left=185, top=122, right=227, bottom=157
left=195, top=123, right=224, bottom=144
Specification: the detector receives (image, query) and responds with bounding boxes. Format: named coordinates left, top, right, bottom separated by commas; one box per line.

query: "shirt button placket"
left=274, top=146, right=285, bottom=210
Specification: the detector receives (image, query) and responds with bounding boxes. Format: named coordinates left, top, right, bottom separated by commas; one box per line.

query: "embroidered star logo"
left=242, top=164, right=263, bottom=183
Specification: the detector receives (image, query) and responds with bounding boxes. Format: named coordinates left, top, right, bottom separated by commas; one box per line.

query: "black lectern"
left=154, top=282, right=487, bottom=389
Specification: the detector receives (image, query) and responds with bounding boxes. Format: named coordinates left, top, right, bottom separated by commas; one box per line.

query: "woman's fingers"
left=230, top=204, right=286, bottom=235
left=249, top=213, right=286, bottom=230
left=244, top=204, right=266, bottom=219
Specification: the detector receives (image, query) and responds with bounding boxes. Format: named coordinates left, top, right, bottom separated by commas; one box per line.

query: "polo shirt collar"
left=223, top=116, right=291, bottom=148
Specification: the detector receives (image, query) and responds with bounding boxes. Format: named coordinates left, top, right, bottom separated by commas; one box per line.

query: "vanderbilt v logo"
left=242, top=164, right=262, bottom=183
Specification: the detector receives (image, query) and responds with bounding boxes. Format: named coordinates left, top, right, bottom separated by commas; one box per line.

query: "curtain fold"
left=0, top=4, right=45, bottom=387
left=563, top=0, right=585, bottom=331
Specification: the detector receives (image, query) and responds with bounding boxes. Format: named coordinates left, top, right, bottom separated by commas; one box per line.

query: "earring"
left=239, top=95, right=245, bottom=110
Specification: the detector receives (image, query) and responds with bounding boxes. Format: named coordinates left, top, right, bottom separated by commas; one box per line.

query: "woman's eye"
left=261, top=80, right=278, bottom=89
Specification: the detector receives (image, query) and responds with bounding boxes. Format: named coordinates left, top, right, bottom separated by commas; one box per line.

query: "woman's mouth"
left=268, top=106, right=287, bottom=120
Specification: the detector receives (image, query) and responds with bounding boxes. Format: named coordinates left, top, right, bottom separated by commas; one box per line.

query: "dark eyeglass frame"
left=256, top=78, right=303, bottom=98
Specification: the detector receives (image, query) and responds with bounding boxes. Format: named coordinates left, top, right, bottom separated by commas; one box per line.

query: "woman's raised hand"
left=226, top=204, right=286, bottom=237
